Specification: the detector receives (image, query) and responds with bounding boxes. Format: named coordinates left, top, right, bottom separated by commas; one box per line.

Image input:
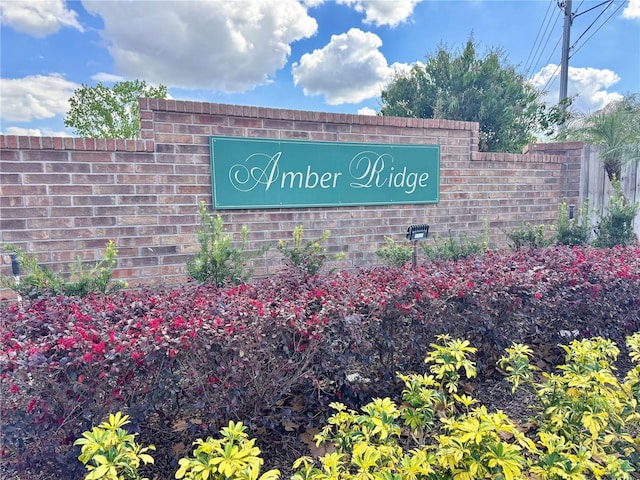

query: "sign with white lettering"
left=210, top=136, right=439, bottom=209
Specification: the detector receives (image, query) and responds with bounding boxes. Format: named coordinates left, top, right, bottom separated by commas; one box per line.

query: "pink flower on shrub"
left=173, top=316, right=185, bottom=329
left=26, top=398, right=37, bottom=413
left=534, top=292, right=543, bottom=300
left=77, top=327, right=89, bottom=341
left=91, top=341, right=106, bottom=354
left=131, top=351, right=144, bottom=364
left=58, top=337, right=76, bottom=350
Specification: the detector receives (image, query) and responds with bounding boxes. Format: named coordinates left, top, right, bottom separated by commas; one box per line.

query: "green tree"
left=380, top=38, right=556, bottom=153
left=64, top=80, right=167, bottom=139
left=567, top=93, right=640, bottom=181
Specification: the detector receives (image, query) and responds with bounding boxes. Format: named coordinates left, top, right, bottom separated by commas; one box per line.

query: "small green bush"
left=277, top=225, right=343, bottom=276
left=422, top=220, right=488, bottom=262
left=187, top=201, right=266, bottom=286
left=593, top=178, right=638, bottom=248
left=375, top=236, right=413, bottom=267
left=556, top=199, right=591, bottom=246
left=504, top=222, right=555, bottom=249
left=1, top=240, right=125, bottom=298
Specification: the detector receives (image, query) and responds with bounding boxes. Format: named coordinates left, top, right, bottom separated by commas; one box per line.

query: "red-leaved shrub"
left=1, top=245, right=638, bottom=479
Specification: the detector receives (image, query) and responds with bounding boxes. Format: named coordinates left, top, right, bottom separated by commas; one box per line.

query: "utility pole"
left=559, top=0, right=573, bottom=103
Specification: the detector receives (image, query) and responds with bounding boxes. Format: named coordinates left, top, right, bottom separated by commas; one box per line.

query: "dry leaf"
left=172, top=419, right=187, bottom=432
left=172, top=442, right=187, bottom=457
left=282, top=419, right=299, bottom=432
left=299, top=427, right=335, bottom=457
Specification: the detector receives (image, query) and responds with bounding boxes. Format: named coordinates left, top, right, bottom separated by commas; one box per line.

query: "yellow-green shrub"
left=76, top=335, right=639, bottom=480
left=500, top=334, right=640, bottom=478
left=175, top=421, right=280, bottom=480
left=74, top=412, right=155, bottom=480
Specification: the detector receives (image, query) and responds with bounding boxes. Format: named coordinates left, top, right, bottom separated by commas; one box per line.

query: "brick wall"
left=0, top=99, right=583, bottom=291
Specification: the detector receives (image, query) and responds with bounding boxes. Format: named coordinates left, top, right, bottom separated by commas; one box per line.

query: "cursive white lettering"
left=348, top=152, right=428, bottom=193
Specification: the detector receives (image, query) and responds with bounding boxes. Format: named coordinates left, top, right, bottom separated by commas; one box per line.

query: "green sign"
left=210, top=136, right=439, bottom=209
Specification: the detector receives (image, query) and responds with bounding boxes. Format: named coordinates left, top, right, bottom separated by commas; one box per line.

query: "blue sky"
left=1, top=0, right=638, bottom=137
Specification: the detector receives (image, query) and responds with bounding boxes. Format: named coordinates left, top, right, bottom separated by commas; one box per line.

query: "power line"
left=526, top=5, right=563, bottom=77
left=523, top=0, right=555, bottom=75
left=526, top=2, right=562, bottom=76
left=539, top=34, right=564, bottom=81
left=574, top=0, right=612, bottom=18
left=570, top=0, right=615, bottom=51
left=541, top=63, right=562, bottom=95
left=542, top=64, right=560, bottom=92
left=571, top=0, right=626, bottom=57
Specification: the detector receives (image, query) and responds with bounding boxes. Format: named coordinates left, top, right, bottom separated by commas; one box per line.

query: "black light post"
left=406, top=224, right=429, bottom=268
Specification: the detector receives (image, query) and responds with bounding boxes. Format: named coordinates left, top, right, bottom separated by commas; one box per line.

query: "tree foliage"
left=64, top=80, right=167, bottom=139
left=380, top=38, right=559, bottom=153
left=566, top=93, right=640, bottom=181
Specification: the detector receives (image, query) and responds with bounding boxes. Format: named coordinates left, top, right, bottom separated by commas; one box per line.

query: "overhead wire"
left=570, top=0, right=615, bottom=52
left=523, top=0, right=555, bottom=75
left=540, top=62, right=562, bottom=95
left=573, top=0, right=613, bottom=18
left=526, top=4, right=563, bottom=77
left=571, top=0, right=627, bottom=57
left=525, top=1, right=562, bottom=76
left=530, top=0, right=626, bottom=96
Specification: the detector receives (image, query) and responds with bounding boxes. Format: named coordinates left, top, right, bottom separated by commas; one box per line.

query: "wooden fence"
left=580, top=144, right=640, bottom=239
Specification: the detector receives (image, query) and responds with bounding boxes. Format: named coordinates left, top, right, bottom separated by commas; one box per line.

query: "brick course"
left=0, top=100, right=583, bottom=290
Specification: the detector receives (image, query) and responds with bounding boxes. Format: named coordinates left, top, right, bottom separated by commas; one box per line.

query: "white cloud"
left=357, top=107, right=377, bottom=115
left=387, top=61, right=424, bottom=80
left=302, top=0, right=325, bottom=7
left=337, top=0, right=424, bottom=27
left=0, top=74, right=78, bottom=122
left=2, top=126, right=71, bottom=137
left=292, top=28, right=410, bottom=104
left=0, top=0, right=83, bottom=37
left=91, top=72, right=126, bottom=83
left=529, top=64, right=623, bottom=112
left=623, top=0, right=640, bottom=20
left=81, top=0, right=318, bottom=93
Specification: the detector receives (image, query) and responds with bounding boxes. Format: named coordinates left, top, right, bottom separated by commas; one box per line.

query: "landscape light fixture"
left=10, top=254, right=19, bottom=278
left=10, top=253, right=22, bottom=303
left=406, top=224, right=429, bottom=268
